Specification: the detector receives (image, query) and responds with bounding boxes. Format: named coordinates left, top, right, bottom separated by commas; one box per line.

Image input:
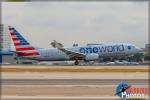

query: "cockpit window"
left=128, top=46, right=131, bottom=50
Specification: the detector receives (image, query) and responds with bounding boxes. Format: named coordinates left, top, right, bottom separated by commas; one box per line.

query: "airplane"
left=8, top=26, right=142, bottom=65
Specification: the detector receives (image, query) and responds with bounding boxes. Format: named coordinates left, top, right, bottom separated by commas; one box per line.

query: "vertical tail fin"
left=8, top=26, right=36, bottom=51
left=8, top=26, right=40, bottom=57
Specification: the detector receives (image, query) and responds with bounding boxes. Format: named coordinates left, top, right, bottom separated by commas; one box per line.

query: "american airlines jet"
left=8, top=26, right=141, bottom=65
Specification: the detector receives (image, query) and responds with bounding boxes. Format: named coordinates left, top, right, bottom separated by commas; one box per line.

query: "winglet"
left=51, top=40, right=63, bottom=48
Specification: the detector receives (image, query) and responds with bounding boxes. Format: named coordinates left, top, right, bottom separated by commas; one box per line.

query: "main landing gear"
left=74, top=59, right=79, bottom=65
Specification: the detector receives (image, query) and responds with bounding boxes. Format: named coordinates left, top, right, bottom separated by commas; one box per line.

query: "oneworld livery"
left=8, top=26, right=141, bottom=65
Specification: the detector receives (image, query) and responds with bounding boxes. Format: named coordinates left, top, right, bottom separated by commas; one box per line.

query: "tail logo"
left=8, top=26, right=40, bottom=57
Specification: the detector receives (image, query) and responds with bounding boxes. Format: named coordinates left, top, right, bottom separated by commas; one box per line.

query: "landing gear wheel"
left=74, top=60, right=79, bottom=65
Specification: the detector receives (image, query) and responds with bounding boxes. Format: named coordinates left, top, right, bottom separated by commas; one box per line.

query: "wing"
left=52, top=40, right=86, bottom=60
left=59, top=47, right=86, bottom=59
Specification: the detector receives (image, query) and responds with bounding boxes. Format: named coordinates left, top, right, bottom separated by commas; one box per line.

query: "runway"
left=2, top=79, right=149, bottom=85
left=1, top=65, right=149, bottom=100
left=2, top=78, right=149, bottom=99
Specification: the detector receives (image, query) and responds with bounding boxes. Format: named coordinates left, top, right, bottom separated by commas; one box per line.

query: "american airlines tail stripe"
left=14, top=40, right=28, bottom=44
left=12, top=38, right=19, bottom=41
left=16, top=35, right=23, bottom=38
left=13, top=33, right=20, bottom=35
left=15, top=45, right=34, bottom=48
left=10, top=28, right=18, bottom=32
left=12, top=36, right=27, bottom=42
left=9, top=30, right=14, bottom=33
left=10, top=33, right=22, bottom=39
left=11, top=35, right=21, bottom=39
left=16, top=37, right=25, bottom=40
left=14, top=41, right=21, bottom=43
left=12, top=37, right=29, bottom=43
left=14, top=43, right=30, bottom=46
left=10, top=31, right=21, bottom=36
left=14, top=33, right=22, bottom=36
left=14, top=43, right=23, bottom=46
left=22, top=43, right=30, bottom=45
left=9, top=28, right=13, bottom=30
left=16, top=47, right=35, bottom=51
left=11, top=35, right=18, bottom=38
left=18, top=52, right=40, bottom=57
left=9, top=27, right=14, bottom=29
left=9, top=30, right=19, bottom=35
left=9, top=28, right=26, bottom=38
left=13, top=30, right=18, bottom=33
left=10, top=33, right=16, bottom=36
left=20, top=40, right=28, bottom=43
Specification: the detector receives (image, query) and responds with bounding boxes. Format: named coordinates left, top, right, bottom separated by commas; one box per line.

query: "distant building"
left=0, top=24, right=3, bottom=51
left=145, top=44, right=150, bottom=54
left=0, top=24, right=11, bottom=51
left=0, top=25, right=14, bottom=64
left=0, top=51, right=15, bottom=64
left=0, top=24, right=2, bottom=63
left=143, top=44, right=150, bottom=63
left=0, top=53, right=2, bottom=63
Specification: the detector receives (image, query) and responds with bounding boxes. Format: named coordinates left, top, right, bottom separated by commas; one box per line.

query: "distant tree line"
left=99, top=53, right=144, bottom=62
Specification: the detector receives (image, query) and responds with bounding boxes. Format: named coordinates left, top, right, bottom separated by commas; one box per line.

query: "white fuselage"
left=25, top=44, right=141, bottom=61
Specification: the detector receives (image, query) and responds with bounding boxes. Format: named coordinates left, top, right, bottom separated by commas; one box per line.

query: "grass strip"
left=0, top=68, right=149, bottom=72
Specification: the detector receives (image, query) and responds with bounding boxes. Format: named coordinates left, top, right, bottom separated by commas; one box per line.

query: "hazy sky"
left=2, top=1, right=148, bottom=49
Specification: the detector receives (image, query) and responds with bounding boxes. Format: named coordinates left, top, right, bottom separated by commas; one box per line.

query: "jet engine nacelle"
left=85, top=53, right=99, bottom=61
